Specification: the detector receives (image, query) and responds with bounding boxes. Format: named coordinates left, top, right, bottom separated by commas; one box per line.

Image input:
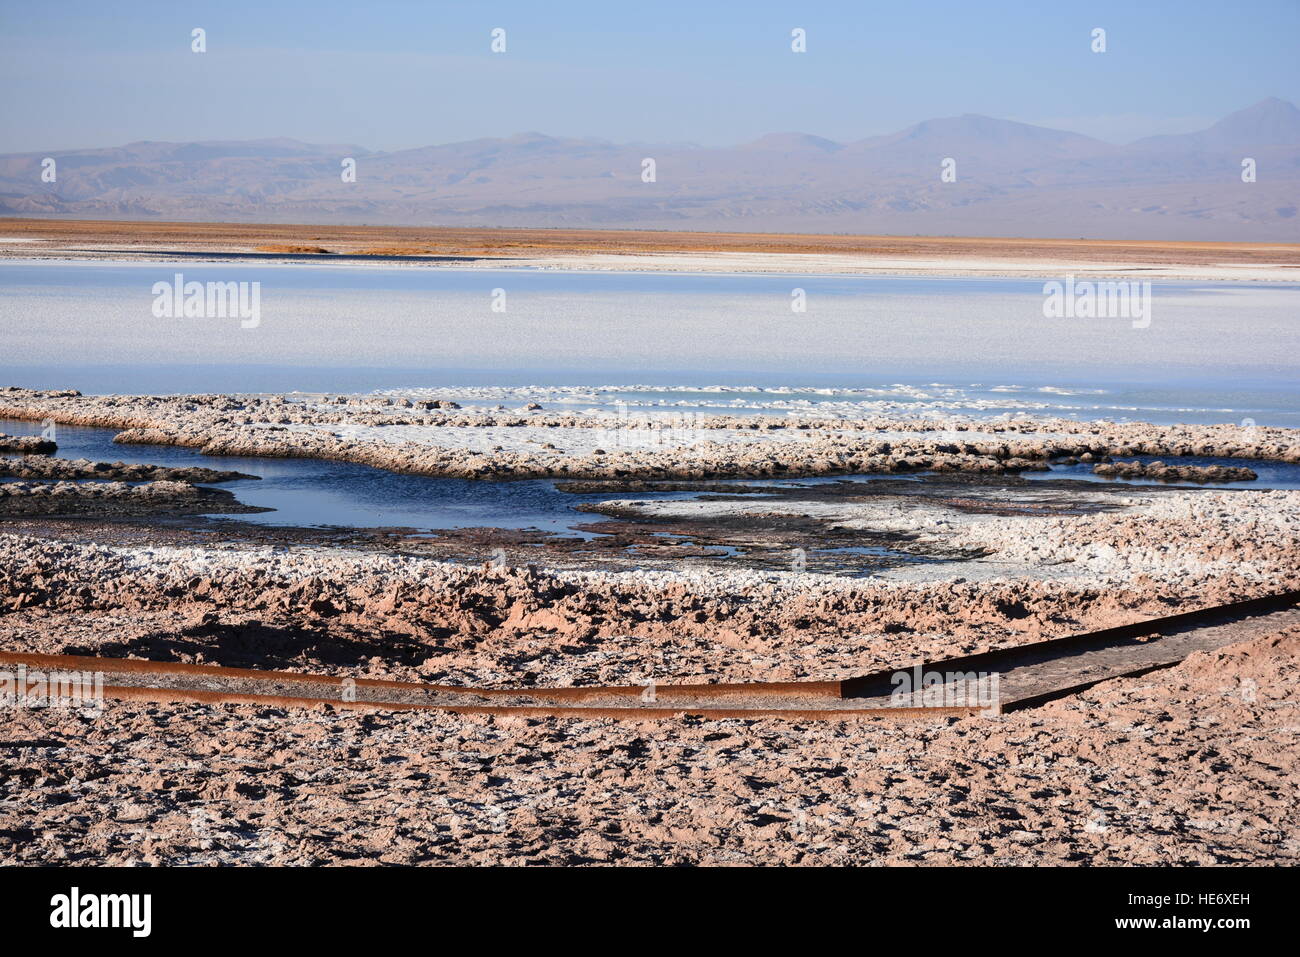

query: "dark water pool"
left=1, top=419, right=684, bottom=534
left=1, top=420, right=896, bottom=534
left=5, top=419, right=1298, bottom=534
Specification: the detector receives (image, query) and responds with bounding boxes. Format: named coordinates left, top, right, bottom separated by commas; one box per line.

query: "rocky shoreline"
left=0, top=431, right=56, bottom=455
left=0, top=481, right=267, bottom=518
left=0, top=455, right=257, bottom=483
left=1092, top=459, right=1258, bottom=483
left=2, top=478, right=1295, bottom=685
left=3, top=387, right=1297, bottom=482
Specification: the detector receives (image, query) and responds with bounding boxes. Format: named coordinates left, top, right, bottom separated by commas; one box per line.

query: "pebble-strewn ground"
left=2, top=627, right=1295, bottom=865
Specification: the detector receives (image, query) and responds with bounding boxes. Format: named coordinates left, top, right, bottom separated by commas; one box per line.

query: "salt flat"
left=3, top=263, right=1298, bottom=406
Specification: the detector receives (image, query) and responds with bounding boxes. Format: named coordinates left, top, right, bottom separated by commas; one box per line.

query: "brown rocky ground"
left=0, top=479, right=1296, bottom=688
left=0, top=456, right=256, bottom=483
left=2, top=625, right=1295, bottom=865
left=0, top=481, right=266, bottom=518
left=0, top=433, right=55, bottom=455
left=1092, top=460, right=1257, bottom=483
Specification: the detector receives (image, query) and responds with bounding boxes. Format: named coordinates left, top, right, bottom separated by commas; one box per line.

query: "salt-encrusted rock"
left=0, top=386, right=1296, bottom=483
left=1093, top=460, right=1257, bottom=483
left=0, top=480, right=265, bottom=516
left=0, top=433, right=56, bottom=455
left=0, top=456, right=257, bottom=483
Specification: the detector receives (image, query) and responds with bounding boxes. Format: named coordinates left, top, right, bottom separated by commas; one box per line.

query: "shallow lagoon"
left=3, top=261, right=1298, bottom=427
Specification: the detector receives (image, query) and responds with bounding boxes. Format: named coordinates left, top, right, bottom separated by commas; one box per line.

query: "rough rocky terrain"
left=2, top=625, right=1295, bottom=865
left=2, top=387, right=1296, bottom=482
left=0, top=481, right=266, bottom=518
left=0, top=456, right=256, bottom=484
left=0, top=482, right=1295, bottom=687
left=1, top=386, right=1297, bottom=866
left=1092, top=460, right=1258, bottom=483
left=0, top=432, right=55, bottom=455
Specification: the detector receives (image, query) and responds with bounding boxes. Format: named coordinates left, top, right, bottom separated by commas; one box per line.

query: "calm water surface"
left=3, top=261, right=1297, bottom=426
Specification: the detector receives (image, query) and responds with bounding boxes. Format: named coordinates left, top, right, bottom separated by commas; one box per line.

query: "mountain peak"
left=1215, top=97, right=1300, bottom=133
left=1134, top=97, right=1300, bottom=150
left=737, top=132, right=842, bottom=153
left=844, top=112, right=1110, bottom=161
left=504, top=131, right=557, bottom=145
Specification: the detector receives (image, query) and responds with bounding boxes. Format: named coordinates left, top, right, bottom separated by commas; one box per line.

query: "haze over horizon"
left=3, top=1, right=1298, bottom=239
left=2, top=0, right=1298, bottom=153
left=4, top=97, right=1298, bottom=240
left=21, top=95, right=1295, bottom=156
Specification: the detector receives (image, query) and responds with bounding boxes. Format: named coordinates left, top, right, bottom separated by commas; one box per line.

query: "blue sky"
left=1, top=0, right=1297, bottom=152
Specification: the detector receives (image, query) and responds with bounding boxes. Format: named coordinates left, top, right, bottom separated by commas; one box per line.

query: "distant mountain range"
left=2, top=98, right=1298, bottom=240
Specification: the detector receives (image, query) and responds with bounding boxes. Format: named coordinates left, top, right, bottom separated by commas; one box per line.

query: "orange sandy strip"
left=4, top=217, right=1297, bottom=267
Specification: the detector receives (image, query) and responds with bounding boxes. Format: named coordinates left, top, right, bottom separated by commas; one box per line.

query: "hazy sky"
left=2, top=0, right=1297, bottom=153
